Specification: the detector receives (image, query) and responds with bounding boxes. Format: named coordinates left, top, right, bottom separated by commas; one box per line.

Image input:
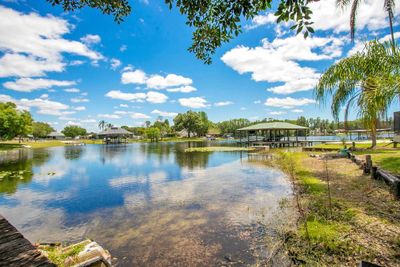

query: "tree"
left=173, top=111, right=202, bottom=138
left=98, top=120, right=107, bottom=130
left=337, top=0, right=396, bottom=49
left=32, top=122, right=54, bottom=138
left=62, top=125, right=87, bottom=138
left=153, top=119, right=171, bottom=137
left=0, top=102, right=33, bottom=141
left=195, top=111, right=211, bottom=136
left=315, top=40, right=400, bottom=148
left=145, top=127, right=161, bottom=142
left=46, top=0, right=314, bottom=64
left=217, top=118, right=251, bottom=136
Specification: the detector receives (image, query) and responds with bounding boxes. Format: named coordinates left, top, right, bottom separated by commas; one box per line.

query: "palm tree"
left=98, top=120, right=106, bottom=130
left=315, top=40, right=400, bottom=148
left=106, top=123, right=113, bottom=129
left=337, top=0, right=396, bottom=50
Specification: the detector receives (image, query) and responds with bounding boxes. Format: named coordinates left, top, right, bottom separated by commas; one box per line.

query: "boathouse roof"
left=237, top=122, right=308, bottom=131
left=98, top=127, right=133, bottom=136
left=47, top=131, right=65, bottom=137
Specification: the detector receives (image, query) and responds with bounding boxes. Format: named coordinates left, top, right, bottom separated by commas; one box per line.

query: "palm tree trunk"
left=371, top=120, right=378, bottom=148
left=388, top=11, right=395, bottom=52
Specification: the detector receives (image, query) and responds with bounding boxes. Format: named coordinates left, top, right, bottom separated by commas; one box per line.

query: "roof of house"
left=237, top=122, right=308, bottom=131
left=47, top=131, right=65, bottom=137
left=97, top=127, right=133, bottom=136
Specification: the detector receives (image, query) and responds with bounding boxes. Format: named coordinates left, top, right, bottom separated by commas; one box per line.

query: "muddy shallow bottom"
left=0, top=143, right=292, bottom=266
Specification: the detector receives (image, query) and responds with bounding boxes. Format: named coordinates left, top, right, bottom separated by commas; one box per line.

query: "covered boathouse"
left=98, top=127, right=133, bottom=144
left=237, top=122, right=310, bottom=148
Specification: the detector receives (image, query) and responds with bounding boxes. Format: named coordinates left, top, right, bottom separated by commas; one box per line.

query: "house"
left=47, top=131, right=65, bottom=140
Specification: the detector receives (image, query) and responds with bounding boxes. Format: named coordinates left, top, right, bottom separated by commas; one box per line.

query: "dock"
left=0, top=214, right=55, bottom=266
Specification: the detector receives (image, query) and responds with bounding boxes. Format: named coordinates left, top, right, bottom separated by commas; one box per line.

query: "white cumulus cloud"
left=3, top=78, right=76, bottom=92
left=151, top=109, right=178, bottom=117
left=178, top=97, right=209, bottom=109
left=264, top=97, right=316, bottom=109
left=166, top=85, right=197, bottom=93
left=0, top=94, right=70, bottom=116
left=0, top=6, right=103, bottom=78
left=221, top=35, right=344, bottom=95
left=121, top=68, right=193, bottom=90
left=214, top=101, right=233, bottom=107
left=105, top=90, right=168, bottom=104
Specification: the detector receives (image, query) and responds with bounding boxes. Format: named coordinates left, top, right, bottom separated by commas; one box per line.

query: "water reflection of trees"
left=138, top=142, right=211, bottom=170
left=174, top=151, right=210, bottom=170
left=64, top=146, right=84, bottom=160
left=0, top=149, right=51, bottom=194
left=99, top=144, right=128, bottom=164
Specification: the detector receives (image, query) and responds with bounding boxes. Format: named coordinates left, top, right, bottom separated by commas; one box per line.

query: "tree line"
left=0, top=101, right=395, bottom=142
left=0, top=102, right=88, bottom=140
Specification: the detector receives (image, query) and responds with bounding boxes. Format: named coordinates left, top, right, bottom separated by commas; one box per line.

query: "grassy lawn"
left=312, top=140, right=393, bottom=150
left=311, top=141, right=400, bottom=175
left=0, top=140, right=66, bottom=149
left=353, top=149, right=400, bottom=175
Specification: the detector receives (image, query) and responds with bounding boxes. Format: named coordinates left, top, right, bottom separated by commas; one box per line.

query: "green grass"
left=0, top=141, right=66, bottom=149
left=302, top=220, right=350, bottom=251
left=353, top=149, right=400, bottom=175
left=0, top=144, right=23, bottom=150
left=42, top=242, right=86, bottom=267
left=185, top=146, right=254, bottom=152
left=297, top=170, right=327, bottom=195
left=312, top=141, right=392, bottom=150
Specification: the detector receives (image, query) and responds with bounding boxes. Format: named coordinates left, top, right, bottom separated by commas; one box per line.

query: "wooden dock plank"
left=0, top=214, right=55, bottom=267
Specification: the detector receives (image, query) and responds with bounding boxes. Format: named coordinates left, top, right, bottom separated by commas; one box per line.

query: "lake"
left=0, top=142, right=292, bottom=266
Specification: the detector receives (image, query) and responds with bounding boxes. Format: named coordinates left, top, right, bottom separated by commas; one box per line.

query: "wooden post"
left=371, top=166, right=378, bottom=179
left=364, top=155, right=372, bottom=174
left=352, top=142, right=356, bottom=150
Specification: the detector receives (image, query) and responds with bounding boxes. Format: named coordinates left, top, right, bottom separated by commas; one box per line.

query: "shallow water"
left=0, top=142, right=291, bottom=266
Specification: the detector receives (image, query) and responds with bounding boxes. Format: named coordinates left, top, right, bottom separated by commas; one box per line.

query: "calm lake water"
left=0, top=142, right=291, bottom=266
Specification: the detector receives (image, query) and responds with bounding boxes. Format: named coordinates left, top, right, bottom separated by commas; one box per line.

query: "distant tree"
left=106, top=123, right=113, bottom=129
left=145, top=127, right=161, bottom=142
left=62, top=125, right=87, bottom=138
left=153, top=120, right=171, bottom=137
left=46, top=0, right=314, bottom=64
left=217, top=118, right=251, bottom=136
left=32, top=122, right=54, bottom=138
left=145, top=121, right=151, bottom=128
left=196, top=111, right=211, bottom=136
left=98, top=120, right=107, bottom=130
left=173, top=111, right=202, bottom=138
left=296, top=116, right=309, bottom=127
left=0, top=102, right=33, bottom=141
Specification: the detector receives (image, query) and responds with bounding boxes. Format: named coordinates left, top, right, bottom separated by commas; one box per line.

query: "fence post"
left=352, top=141, right=356, bottom=150
left=364, top=155, right=372, bottom=174
left=371, top=166, right=378, bottom=179
left=393, top=180, right=400, bottom=199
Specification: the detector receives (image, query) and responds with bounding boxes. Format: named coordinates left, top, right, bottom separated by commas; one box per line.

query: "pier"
left=0, top=214, right=54, bottom=266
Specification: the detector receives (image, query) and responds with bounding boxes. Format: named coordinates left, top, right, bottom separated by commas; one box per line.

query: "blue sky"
left=0, top=0, right=399, bottom=131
